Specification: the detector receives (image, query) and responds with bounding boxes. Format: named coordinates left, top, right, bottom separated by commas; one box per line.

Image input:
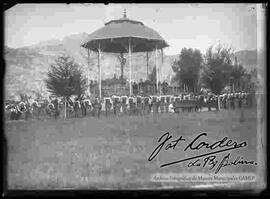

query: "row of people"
left=4, top=92, right=253, bottom=120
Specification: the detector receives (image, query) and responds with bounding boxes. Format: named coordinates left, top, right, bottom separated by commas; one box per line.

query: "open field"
left=5, top=108, right=258, bottom=189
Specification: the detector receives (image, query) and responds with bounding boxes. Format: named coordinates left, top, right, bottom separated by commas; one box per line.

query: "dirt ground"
left=5, top=108, right=258, bottom=189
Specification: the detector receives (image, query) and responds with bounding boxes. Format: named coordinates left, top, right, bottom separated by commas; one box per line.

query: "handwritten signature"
left=148, top=132, right=257, bottom=173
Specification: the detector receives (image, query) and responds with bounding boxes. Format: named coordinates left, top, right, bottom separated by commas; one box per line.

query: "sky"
left=5, top=3, right=257, bottom=55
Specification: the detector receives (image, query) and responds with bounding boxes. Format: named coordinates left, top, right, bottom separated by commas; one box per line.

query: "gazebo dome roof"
left=81, top=11, right=169, bottom=53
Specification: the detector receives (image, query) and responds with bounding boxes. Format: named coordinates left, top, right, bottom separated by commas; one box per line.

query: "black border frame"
left=1, top=0, right=269, bottom=198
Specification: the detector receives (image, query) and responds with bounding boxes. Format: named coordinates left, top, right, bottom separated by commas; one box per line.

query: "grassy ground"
left=5, top=108, right=258, bottom=189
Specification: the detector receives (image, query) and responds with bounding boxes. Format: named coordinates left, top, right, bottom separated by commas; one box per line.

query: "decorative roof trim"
left=105, top=19, right=144, bottom=26
left=81, top=35, right=169, bottom=47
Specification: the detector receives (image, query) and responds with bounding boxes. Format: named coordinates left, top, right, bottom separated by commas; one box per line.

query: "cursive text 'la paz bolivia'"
left=147, top=132, right=254, bottom=171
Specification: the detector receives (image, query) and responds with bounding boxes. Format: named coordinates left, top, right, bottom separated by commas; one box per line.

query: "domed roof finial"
left=123, top=9, right=127, bottom=18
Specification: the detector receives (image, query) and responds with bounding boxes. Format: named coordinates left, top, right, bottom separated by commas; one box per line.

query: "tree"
left=45, top=54, right=87, bottom=118
left=200, top=45, right=235, bottom=94
left=200, top=44, right=248, bottom=94
left=171, top=48, right=203, bottom=93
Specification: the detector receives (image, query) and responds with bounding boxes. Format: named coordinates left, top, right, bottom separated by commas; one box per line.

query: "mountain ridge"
left=4, top=33, right=257, bottom=99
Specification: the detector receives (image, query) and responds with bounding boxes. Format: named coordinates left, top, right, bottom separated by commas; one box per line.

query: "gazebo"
left=81, top=10, right=169, bottom=99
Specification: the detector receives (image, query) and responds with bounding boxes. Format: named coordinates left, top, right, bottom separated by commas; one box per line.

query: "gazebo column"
left=146, top=51, right=149, bottom=80
left=160, top=48, right=164, bottom=95
left=87, top=48, right=90, bottom=96
left=155, top=46, right=159, bottom=95
left=128, top=39, right=132, bottom=96
left=98, top=43, right=102, bottom=99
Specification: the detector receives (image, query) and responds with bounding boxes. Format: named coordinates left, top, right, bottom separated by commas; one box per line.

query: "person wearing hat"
left=121, top=96, right=128, bottom=115
left=73, top=98, right=81, bottom=118
left=165, top=96, right=171, bottom=113
left=136, top=96, right=143, bottom=116
left=207, top=94, right=212, bottom=111
left=80, top=98, right=88, bottom=117
left=237, top=93, right=241, bottom=109
left=197, top=95, right=204, bottom=112
left=93, top=98, right=102, bottom=118
left=159, top=96, right=166, bottom=114
left=233, top=93, right=238, bottom=109
left=225, top=94, right=229, bottom=108
left=113, top=96, right=121, bottom=116
left=10, top=102, right=21, bottom=120
left=214, top=95, right=219, bottom=111
left=24, top=100, right=32, bottom=120
left=143, top=97, right=151, bottom=115
left=151, top=96, right=159, bottom=113
left=231, top=93, right=235, bottom=110
left=246, top=92, right=251, bottom=108
left=222, top=94, right=226, bottom=109
left=129, top=97, right=136, bottom=116
left=240, top=92, right=246, bottom=108
left=105, top=97, right=112, bottom=117
left=173, top=97, right=181, bottom=113
left=226, top=93, right=231, bottom=109
left=151, top=96, right=159, bottom=122
left=238, top=92, right=242, bottom=108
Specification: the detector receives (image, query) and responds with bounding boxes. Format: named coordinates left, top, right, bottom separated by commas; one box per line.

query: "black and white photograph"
left=3, top=3, right=267, bottom=191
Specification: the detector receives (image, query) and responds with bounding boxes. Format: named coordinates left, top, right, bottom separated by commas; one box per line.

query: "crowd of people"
left=4, top=91, right=253, bottom=121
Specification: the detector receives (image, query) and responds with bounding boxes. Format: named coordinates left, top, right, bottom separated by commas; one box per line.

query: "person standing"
left=105, top=98, right=112, bottom=117
left=93, top=98, right=102, bottom=118
left=231, top=93, right=235, bottom=110
left=73, top=98, right=81, bottom=118
left=159, top=96, right=165, bottom=114
left=113, top=97, right=121, bottom=116
left=121, top=96, right=128, bottom=115
left=51, top=98, right=59, bottom=119
left=152, top=96, right=159, bottom=122
left=143, top=97, right=151, bottom=115
left=136, top=96, right=143, bottom=116
left=165, top=96, right=171, bottom=113
left=129, top=97, right=136, bottom=116
left=80, top=98, right=87, bottom=117
left=238, top=92, right=242, bottom=108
